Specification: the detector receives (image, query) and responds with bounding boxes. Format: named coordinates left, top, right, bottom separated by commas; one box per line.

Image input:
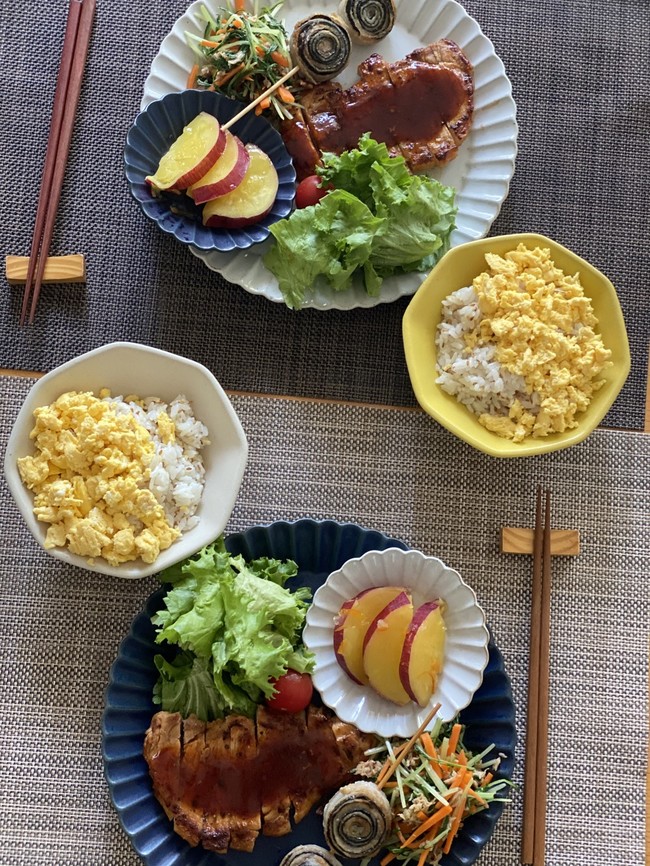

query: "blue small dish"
left=124, top=89, right=296, bottom=252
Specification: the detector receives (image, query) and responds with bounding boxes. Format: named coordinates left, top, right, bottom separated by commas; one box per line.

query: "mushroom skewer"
left=290, top=13, right=352, bottom=83
left=279, top=845, right=343, bottom=866
left=323, top=780, right=393, bottom=859
left=337, top=0, right=397, bottom=44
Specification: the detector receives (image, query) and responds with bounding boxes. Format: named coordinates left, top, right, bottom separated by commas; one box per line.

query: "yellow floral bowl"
left=402, top=233, right=630, bottom=458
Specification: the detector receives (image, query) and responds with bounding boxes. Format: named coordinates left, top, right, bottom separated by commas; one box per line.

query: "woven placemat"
left=0, top=0, right=648, bottom=430
left=0, top=373, right=647, bottom=865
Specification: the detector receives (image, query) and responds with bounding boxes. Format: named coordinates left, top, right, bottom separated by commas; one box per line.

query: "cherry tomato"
left=266, top=670, right=313, bottom=712
left=295, top=175, right=331, bottom=209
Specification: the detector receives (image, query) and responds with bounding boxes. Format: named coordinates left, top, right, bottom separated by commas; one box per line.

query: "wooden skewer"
left=204, top=11, right=353, bottom=133
left=20, top=0, right=95, bottom=325
left=521, top=488, right=552, bottom=866
left=222, top=66, right=300, bottom=131
left=376, top=702, right=442, bottom=790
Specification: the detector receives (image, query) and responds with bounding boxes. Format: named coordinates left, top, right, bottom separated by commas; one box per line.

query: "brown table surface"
left=1, top=0, right=649, bottom=429
left=1, top=0, right=649, bottom=860
left=0, top=371, right=648, bottom=866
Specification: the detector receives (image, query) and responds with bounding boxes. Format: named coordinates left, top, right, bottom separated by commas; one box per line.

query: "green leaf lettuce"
left=151, top=537, right=314, bottom=721
left=264, top=134, right=457, bottom=309
left=264, top=189, right=384, bottom=310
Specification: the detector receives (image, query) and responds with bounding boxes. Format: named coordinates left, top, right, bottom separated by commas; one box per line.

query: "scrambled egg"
left=466, top=244, right=612, bottom=441
left=17, top=390, right=180, bottom=566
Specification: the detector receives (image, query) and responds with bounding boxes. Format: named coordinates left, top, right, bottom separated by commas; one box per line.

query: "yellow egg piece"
left=16, top=391, right=180, bottom=566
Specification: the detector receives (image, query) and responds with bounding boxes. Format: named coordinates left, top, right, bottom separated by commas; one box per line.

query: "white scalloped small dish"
left=303, top=547, right=489, bottom=737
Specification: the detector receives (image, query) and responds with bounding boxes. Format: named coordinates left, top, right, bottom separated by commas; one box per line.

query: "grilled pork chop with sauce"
left=144, top=705, right=375, bottom=853
left=282, top=39, right=474, bottom=179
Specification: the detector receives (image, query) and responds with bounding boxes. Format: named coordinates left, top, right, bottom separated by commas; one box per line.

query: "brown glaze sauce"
left=155, top=719, right=350, bottom=818
left=309, top=62, right=466, bottom=154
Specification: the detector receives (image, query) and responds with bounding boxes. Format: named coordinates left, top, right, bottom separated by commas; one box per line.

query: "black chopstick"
left=20, top=0, right=95, bottom=325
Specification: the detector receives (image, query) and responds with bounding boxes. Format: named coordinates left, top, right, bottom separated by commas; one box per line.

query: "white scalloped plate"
left=142, top=0, right=518, bottom=310
left=303, top=547, right=489, bottom=737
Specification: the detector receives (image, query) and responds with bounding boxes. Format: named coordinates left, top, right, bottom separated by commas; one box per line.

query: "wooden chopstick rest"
left=500, top=526, right=580, bottom=556
left=6, top=254, right=85, bottom=285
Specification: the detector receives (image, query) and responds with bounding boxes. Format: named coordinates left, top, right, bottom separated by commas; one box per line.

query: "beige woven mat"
left=0, top=375, right=648, bottom=866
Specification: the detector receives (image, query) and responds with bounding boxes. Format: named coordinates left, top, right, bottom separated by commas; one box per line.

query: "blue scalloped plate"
left=102, top=519, right=516, bottom=866
left=124, top=89, right=296, bottom=252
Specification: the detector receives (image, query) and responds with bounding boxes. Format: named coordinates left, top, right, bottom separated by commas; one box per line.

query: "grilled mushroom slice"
left=337, top=0, right=397, bottom=44
left=323, top=780, right=392, bottom=859
left=290, top=13, right=351, bottom=83
left=279, top=844, right=343, bottom=866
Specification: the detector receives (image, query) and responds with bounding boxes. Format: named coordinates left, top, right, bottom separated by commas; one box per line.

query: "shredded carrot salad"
left=354, top=719, right=513, bottom=864
left=185, top=0, right=298, bottom=120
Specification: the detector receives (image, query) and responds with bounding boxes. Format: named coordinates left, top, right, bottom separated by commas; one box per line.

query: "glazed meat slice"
left=280, top=107, right=324, bottom=181
left=282, top=40, right=474, bottom=175
left=385, top=61, right=465, bottom=171
left=301, top=54, right=402, bottom=161
left=256, top=705, right=308, bottom=835
left=174, top=716, right=207, bottom=847
left=144, top=707, right=376, bottom=854
left=292, top=705, right=377, bottom=822
left=295, top=82, right=343, bottom=156
left=331, top=715, right=376, bottom=767
left=390, top=39, right=474, bottom=165
left=144, top=715, right=212, bottom=849
left=144, top=711, right=182, bottom=822
left=206, top=716, right=259, bottom=852
left=193, top=718, right=230, bottom=854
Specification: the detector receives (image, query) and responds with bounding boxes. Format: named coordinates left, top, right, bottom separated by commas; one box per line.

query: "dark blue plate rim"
left=102, top=518, right=516, bottom=866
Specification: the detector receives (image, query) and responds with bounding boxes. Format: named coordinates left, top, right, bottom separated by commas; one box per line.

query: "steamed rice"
left=435, top=245, right=612, bottom=442
left=104, top=392, right=209, bottom=532
left=435, top=285, right=540, bottom=420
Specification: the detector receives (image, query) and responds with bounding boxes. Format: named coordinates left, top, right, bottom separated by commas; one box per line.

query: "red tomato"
left=295, top=175, right=331, bottom=209
left=266, top=670, right=313, bottom=712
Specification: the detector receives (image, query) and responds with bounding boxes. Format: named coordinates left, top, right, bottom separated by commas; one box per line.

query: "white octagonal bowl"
left=3, top=342, right=248, bottom=579
left=303, top=547, right=489, bottom=737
